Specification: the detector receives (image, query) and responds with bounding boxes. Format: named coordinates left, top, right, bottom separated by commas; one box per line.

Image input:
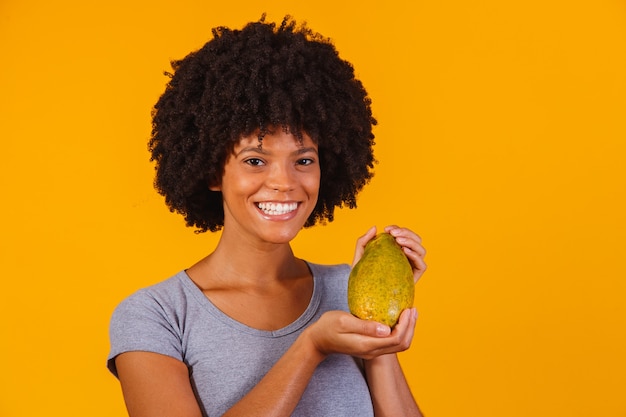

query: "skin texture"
left=209, top=129, right=321, bottom=250
left=115, top=131, right=427, bottom=416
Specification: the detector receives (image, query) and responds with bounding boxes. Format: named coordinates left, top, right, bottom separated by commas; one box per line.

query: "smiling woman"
left=147, top=16, right=377, bottom=234
left=210, top=129, right=321, bottom=245
left=106, top=15, right=427, bottom=417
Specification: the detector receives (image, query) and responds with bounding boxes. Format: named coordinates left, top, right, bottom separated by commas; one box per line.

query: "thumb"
left=352, top=226, right=377, bottom=267
left=357, top=319, right=391, bottom=337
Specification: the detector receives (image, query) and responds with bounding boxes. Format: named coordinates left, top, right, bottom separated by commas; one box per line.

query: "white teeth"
left=257, top=202, right=298, bottom=215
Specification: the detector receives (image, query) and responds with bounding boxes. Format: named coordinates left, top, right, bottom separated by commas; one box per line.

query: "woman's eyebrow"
left=235, top=146, right=318, bottom=157
left=294, top=147, right=318, bottom=155
left=235, top=146, right=269, bottom=156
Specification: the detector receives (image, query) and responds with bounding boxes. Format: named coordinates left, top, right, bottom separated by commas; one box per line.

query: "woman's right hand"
left=305, top=308, right=417, bottom=361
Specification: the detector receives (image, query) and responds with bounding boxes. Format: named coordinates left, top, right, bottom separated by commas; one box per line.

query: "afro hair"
left=148, top=15, right=377, bottom=232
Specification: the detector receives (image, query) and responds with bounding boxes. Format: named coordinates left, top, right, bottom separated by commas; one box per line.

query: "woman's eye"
left=245, top=158, right=265, bottom=166
left=297, top=158, right=314, bottom=166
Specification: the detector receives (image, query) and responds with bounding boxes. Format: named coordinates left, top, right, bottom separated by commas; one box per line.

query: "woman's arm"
left=115, top=310, right=414, bottom=417
left=116, top=351, right=203, bottom=417
left=115, top=225, right=427, bottom=417
left=115, top=332, right=325, bottom=417
left=219, top=328, right=325, bottom=416
left=364, top=310, right=424, bottom=417
left=225, top=310, right=425, bottom=416
left=353, top=225, right=428, bottom=417
left=227, top=225, right=428, bottom=416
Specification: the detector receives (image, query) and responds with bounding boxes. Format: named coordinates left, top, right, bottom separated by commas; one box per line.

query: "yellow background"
left=1, top=0, right=625, bottom=416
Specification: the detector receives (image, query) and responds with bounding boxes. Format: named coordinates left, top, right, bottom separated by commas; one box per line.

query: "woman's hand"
left=352, top=225, right=427, bottom=284
left=305, top=308, right=417, bottom=361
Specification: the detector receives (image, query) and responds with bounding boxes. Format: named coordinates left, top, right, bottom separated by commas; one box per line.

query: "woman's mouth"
left=256, top=202, right=299, bottom=216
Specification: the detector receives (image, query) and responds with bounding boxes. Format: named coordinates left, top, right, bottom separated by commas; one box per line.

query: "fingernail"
left=376, top=324, right=390, bottom=336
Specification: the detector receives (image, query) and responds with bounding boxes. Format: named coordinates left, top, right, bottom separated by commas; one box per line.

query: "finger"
left=369, top=309, right=416, bottom=347
left=393, top=308, right=417, bottom=344
left=339, top=313, right=391, bottom=338
left=400, top=239, right=427, bottom=258
left=385, top=227, right=425, bottom=257
left=385, top=226, right=422, bottom=244
left=363, top=316, right=415, bottom=357
left=385, top=228, right=427, bottom=280
left=384, top=224, right=400, bottom=233
left=351, top=226, right=377, bottom=266
left=402, top=246, right=428, bottom=283
left=368, top=309, right=417, bottom=355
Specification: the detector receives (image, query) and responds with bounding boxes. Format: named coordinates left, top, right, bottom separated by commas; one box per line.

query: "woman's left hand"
left=352, top=225, right=427, bottom=284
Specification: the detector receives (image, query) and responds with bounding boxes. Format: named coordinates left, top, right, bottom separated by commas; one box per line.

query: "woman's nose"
left=266, top=164, right=295, bottom=191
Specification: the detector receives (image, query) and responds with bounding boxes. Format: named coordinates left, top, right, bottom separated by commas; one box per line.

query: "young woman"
left=108, top=16, right=427, bottom=417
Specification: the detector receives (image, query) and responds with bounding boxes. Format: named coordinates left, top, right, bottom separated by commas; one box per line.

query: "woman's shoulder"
left=107, top=272, right=193, bottom=376
left=305, top=262, right=351, bottom=311
left=306, top=262, right=351, bottom=279
left=306, top=262, right=352, bottom=294
left=111, top=271, right=195, bottom=317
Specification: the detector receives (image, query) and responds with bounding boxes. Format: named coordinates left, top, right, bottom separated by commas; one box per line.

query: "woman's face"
left=211, top=128, right=320, bottom=245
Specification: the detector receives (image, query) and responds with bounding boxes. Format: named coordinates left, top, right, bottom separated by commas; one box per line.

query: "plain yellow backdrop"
left=1, top=0, right=625, bottom=416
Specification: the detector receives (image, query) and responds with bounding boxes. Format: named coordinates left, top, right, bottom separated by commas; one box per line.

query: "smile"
left=257, top=202, right=298, bottom=216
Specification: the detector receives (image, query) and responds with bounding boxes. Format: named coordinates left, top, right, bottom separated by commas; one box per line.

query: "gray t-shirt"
left=108, top=262, right=375, bottom=417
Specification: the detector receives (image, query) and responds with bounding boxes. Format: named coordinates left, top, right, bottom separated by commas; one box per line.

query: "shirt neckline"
left=177, top=261, right=322, bottom=338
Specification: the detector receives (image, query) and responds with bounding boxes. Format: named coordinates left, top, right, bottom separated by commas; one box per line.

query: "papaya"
left=348, top=233, right=414, bottom=327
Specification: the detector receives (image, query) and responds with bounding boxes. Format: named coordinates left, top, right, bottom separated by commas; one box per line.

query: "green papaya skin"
left=347, top=233, right=414, bottom=327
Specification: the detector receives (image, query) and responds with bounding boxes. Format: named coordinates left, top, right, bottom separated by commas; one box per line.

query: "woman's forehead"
left=234, top=129, right=316, bottom=151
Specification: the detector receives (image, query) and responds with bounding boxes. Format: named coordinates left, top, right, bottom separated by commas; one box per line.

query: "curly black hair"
left=149, top=15, right=377, bottom=233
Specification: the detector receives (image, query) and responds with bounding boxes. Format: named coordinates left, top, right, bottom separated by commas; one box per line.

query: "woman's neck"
left=187, top=231, right=307, bottom=292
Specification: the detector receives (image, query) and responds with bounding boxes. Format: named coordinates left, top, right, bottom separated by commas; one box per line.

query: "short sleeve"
left=107, top=290, right=183, bottom=377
